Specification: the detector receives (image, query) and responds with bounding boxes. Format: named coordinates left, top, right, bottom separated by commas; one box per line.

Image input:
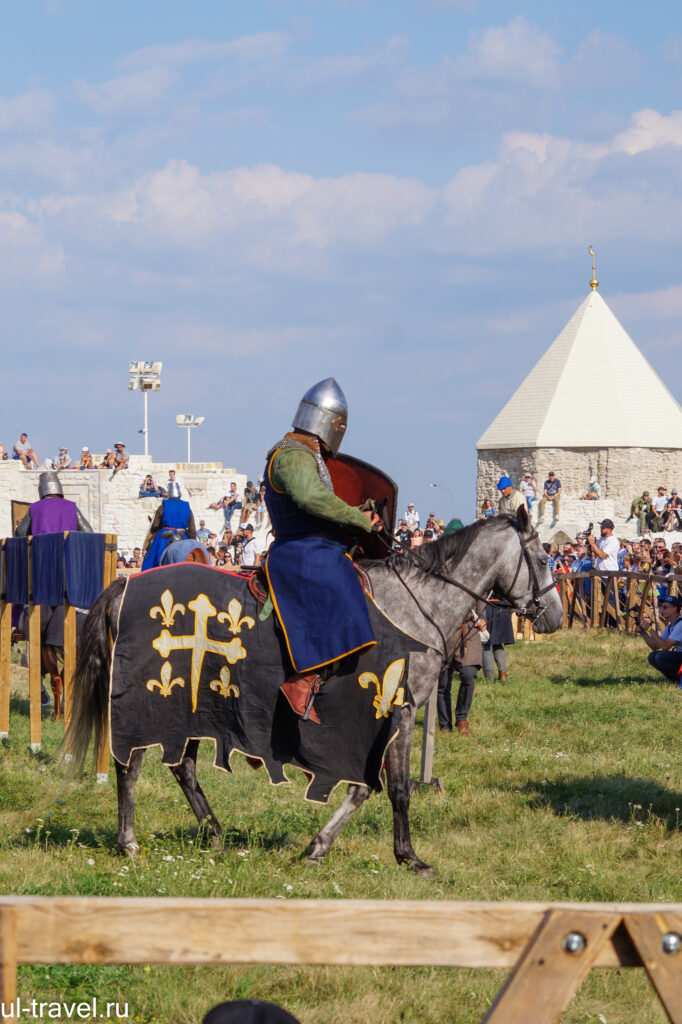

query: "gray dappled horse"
left=67, top=506, right=563, bottom=875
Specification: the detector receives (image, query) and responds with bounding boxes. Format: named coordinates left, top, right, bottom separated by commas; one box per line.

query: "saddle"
left=243, top=561, right=372, bottom=612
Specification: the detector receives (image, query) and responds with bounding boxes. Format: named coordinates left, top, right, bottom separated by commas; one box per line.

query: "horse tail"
left=65, top=577, right=126, bottom=776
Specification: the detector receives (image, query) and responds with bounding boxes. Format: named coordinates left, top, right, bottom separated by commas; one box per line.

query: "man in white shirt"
left=636, top=593, right=682, bottom=684
left=405, top=503, right=419, bottom=530
left=586, top=518, right=619, bottom=571
left=240, top=524, right=258, bottom=567
left=651, top=486, right=668, bottom=531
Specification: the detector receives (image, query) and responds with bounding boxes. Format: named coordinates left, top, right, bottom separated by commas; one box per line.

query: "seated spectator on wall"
left=112, top=442, right=129, bottom=472
left=650, top=487, right=668, bottom=532
left=99, top=449, right=116, bottom=469
left=139, top=474, right=164, bottom=498
left=538, top=471, right=561, bottom=523
left=479, top=499, right=495, bottom=519
left=394, top=518, right=412, bottom=549
left=0, top=443, right=7, bottom=461
left=405, top=503, right=419, bottom=530
left=240, top=480, right=259, bottom=525
left=53, top=446, right=71, bottom=471
left=12, top=433, right=39, bottom=469
left=210, top=481, right=242, bottom=528
left=636, top=593, right=682, bottom=685
left=580, top=476, right=601, bottom=500
left=411, top=528, right=423, bottom=548
left=518, top=474, right=538, bottom=512
left=78, top=447, right=93, bottom=469
left=497, top=476, right=524, bottom=516
left=663, top=490, right=682, bottom=532
left=628, top=491, right=650, bottom=533
left=425, top=513, right=439, bottom=534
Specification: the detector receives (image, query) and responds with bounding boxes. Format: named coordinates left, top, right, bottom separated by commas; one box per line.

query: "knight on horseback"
left=264, top=378, right=381, bottom=723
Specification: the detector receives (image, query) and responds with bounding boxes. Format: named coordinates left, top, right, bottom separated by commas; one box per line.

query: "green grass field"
left=1, top=630, right=680, bottom=1024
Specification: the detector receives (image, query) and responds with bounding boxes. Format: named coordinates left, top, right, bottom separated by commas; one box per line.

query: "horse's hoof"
left=413, top=863, right=435, bottom=878
left=119, top=843, right=140, bottom=859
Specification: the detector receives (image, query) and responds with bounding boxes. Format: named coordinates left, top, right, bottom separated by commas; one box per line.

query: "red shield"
left=327, top=453, right=398, bottom=560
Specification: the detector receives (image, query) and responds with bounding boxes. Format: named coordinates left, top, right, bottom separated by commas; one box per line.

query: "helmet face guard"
left=292, top=377, right=348, bottom=456
left=38, top=472, right=64, bottom=499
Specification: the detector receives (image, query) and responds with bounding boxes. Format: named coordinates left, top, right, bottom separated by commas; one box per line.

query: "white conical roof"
left=477, top=290, right=682, bottom=450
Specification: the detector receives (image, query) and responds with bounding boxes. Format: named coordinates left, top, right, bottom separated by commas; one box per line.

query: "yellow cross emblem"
left=148, top=592, right=251, bottom=712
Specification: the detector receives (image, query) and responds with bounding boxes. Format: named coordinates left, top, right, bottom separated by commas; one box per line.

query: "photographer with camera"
left=585, top=518, right=619, bottom=571
left=636, top=593, right=682, bottom=686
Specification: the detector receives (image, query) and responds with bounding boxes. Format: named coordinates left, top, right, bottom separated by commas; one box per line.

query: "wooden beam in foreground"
left=0, top=897, right=678, bottom=970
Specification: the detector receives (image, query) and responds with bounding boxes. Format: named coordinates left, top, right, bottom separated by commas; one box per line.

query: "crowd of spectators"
left=120, top=479, right=271, bottom=572
left=0, top=434, right=130, bottom=474
left=478, top=472, right=682, bottom=537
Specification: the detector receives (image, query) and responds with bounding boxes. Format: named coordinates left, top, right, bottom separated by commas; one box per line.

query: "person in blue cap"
left=636, top=593, right=682, bottom=686
left=496, top=476, right=524, bottom=516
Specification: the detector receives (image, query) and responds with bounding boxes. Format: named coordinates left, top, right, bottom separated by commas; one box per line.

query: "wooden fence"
left=554, top=570, right=679, bottom=631
left=0, top=533, right=117, bottom=767
left=0, top=897, right=680, bottom=1023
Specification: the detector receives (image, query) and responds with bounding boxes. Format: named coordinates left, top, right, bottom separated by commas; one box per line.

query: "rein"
left=375, top=519, right=556, bottom=659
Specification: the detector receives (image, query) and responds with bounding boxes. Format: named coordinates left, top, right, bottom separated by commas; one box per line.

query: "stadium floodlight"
left=176, top=413, right=205, bottom=463
left=128, top=361, right=162, bottom=457
left=429, top=481, right=455, bottom=515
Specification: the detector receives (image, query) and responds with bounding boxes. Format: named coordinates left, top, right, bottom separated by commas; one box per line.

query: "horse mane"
left=386, top=516, right=514, bottom=578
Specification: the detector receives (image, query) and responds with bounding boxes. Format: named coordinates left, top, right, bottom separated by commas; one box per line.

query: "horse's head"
left=493, top=506, right=564, bottom=633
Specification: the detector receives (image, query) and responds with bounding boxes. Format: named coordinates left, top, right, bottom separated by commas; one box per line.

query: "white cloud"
left=611, top=108, right=682, bottom=156
left=296, top=35, right=408, bottom=88
left=457, top=16, right=560, bottom=87
left=119, top=33, right=290, bottom=72
left=0, top=88, right=56, bottom=133
left=73, top=68, right=175, bottom=115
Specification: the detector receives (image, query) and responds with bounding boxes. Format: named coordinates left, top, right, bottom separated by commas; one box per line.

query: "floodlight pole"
left=186, top=423, right=191, bottom=464
left=144, top=391, right=149, bottom=458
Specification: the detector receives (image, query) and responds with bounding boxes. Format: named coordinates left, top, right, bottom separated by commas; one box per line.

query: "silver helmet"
left=38, top=472, right=64, bottom=499
left=167, top=482, right=182, bottom=499
left=292, top=377, right=348, bottom=456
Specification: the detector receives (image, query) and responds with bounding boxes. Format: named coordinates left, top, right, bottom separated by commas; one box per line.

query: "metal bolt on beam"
left=661, top=931, right=681, bottom=955
left=562, top=932, right=587, bottom=955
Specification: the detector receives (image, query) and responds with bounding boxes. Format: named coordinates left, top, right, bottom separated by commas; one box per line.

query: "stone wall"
left=0, top=457, right=247, bottom=555
left=476, top=447, right=682, bottom=521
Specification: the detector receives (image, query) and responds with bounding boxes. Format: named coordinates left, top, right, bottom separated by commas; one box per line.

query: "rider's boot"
left=280, top=673, right=322, bottom=725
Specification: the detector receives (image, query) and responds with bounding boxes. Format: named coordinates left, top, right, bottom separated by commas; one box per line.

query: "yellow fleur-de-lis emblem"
left=150, top=589, right=186, bottom=628
left=358, top=658, right=407, bottom=719
left=147, top=661, right=185, bottom=698
left=217, top=598, right=255, bottom=635
left=209, top=666, right=240, bottom=699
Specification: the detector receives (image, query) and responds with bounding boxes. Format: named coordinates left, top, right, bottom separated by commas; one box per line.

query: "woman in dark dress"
left=483, top=601, right=515, bottom=681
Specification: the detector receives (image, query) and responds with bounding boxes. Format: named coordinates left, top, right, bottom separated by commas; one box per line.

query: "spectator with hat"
left=78, top=447, right=93, bottom=469
left=636, top=593, right=682, bottom=685
left=496, top=476, right=524, bottom=516
left=112, top=441, right=128, bottom=473
left=99, top=449, right=116, bottom=469
left=53, top=445, right=71, bottom=471
left=197, top=519, right=211, bottom=544
left=538, top=471, right=561, bottom=523
left=580, top=476, right=601, bottom=500
left=585, top=518, right=619, bottom=571
left=405, top=502, right=419, bottom=530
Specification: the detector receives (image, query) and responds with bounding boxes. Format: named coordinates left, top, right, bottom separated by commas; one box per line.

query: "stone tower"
left=476, top=279, right=682, bottom=538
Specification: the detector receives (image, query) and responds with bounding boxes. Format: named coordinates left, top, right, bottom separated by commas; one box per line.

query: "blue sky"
left=2, top=1, right=682, bottom=521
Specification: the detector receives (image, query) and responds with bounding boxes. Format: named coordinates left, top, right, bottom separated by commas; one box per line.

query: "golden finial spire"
left=588, top=245, right=599, bottom=290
